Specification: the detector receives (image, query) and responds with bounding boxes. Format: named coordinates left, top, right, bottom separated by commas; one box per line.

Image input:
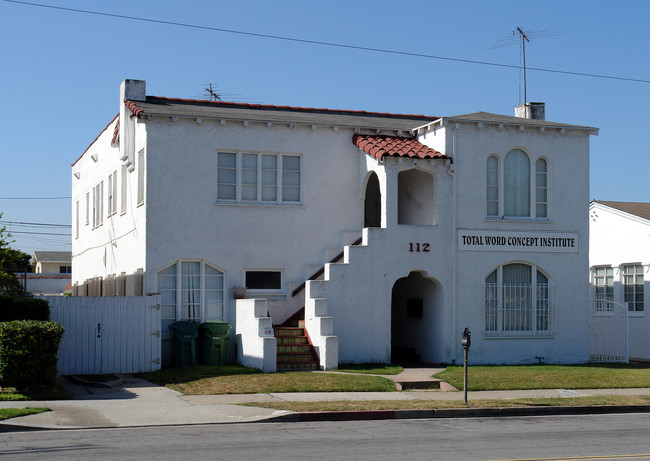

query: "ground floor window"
left=158, top=260, right=224, bottom=334
left=485, top=263, right=551, bottom=336
left=623, top=264, right=644, bottom=312
left=594, top=266, right=614, bottom=300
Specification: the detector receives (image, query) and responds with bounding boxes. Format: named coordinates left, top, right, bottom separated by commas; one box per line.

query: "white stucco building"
left=71, top=79, right=597, bottom=368
left=589, top=200, right=649, bottom=361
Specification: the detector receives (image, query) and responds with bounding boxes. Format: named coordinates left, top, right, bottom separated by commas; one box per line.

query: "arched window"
left=485, top=263, right=551, bottom=336
left=487, top=156, right=499, bottom=216
left=504, top=149, right=530, bottom=217
left=158, top=260, right=224, bottom=334
left=535, top=158, right=548, bottom=218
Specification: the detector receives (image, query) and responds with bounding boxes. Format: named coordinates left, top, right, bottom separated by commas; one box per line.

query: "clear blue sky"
left=1, top=0, right=648, bottom=255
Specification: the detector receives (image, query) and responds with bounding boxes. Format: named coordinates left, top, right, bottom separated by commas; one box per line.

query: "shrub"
left=0, top=320, right=64, bottom=390
left=0, top=295, right=50, bottom=321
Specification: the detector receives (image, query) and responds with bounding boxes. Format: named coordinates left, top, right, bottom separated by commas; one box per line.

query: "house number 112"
left=409, top=243, right=430, bottom=253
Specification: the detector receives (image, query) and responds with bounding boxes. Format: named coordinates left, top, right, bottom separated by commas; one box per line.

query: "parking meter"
left=461, top=327, right=471, bottom=403
left=462, top=328, right=471, bottom=349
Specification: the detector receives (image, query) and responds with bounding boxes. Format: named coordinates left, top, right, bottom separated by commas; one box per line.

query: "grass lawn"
left=0, top=385, right=71, bottom=401
left=139, top=365, right=396, bottom=394
left=242, top=395, right=650, bottom=412
left=0, top=408, right=50, bottom=420
left=434, top=364, right=650, bottom=391
left=337, top=363, right=403, bottom=375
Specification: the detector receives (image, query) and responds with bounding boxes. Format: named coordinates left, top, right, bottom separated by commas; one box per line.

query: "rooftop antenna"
left=516, top=27, right=530, bottom=104
left=196, top=83, right=255, bottom=103
left=489, top=28, right=561, bottom=105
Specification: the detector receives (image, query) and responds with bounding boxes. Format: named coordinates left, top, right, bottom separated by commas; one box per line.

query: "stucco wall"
left=590, top=203, right=650, bottom=360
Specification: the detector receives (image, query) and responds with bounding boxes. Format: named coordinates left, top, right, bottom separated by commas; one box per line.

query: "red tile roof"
left=71, top=114, right=119, bottom=166
left=353, top=134, right=448, bottom=161
left=125, top=100, right=144, bottom=117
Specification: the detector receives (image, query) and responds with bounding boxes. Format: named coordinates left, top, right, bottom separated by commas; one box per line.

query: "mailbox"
left=461, top=327, right=471, bottom=349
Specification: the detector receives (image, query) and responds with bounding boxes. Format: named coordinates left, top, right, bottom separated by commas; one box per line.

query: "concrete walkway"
left=1, top=370, right=650, bottom=430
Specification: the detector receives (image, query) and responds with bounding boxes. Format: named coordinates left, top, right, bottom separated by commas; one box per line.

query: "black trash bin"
left=169, top=321, right=200, bottom=367
left=200, top=322, right=231, bottom=365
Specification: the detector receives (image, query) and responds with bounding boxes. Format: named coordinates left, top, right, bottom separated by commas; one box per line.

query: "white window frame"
left=92, top=182, right=104, bottom=228
left=593, top=266, right=614, bottom=301
left=623, top=264, right=644, bottom=312
left=245, top=269, right=283, bottom=295
left=216, top=151, right=302, bottom=205
left=121, top=164, right=128, bottom=215
left=107, top=170, right=118, bottom=216
left=487, top=148, right=549, bottom=220
left=137, top=149, right=145, bottom=206
left=85, top=192, right=90, bottom=226
left=484, top=263, right=553, bottom=337
left=75, top=200, right=79, bottom=239
left=158, top=260, right=225, bottom=336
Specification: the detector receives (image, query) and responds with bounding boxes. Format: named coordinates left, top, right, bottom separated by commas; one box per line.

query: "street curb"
left=264, top=405, right=650, bottom=423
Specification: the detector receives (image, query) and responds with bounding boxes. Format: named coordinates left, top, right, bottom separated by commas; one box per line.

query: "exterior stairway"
left=275, top=315, right=319, bottom=371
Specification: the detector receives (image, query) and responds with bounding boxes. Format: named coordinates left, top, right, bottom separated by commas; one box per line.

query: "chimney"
left=515, top=102, right=545, bottom=120
left=121, top=79, right=146, bottom=102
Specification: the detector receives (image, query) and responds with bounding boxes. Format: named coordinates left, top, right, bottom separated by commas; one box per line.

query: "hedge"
left=0, top=320, right=64, bottom=390
left=0, top=295, right=50, bottom=321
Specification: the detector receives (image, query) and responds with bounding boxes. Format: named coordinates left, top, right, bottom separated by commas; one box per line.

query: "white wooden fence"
left=45, top=296, right=161, bottom=375
left=589, top=297, right=628, bottom=363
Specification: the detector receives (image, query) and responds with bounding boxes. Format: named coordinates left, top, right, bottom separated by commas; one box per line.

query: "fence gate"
left=589, top=298, right=628, bottom=363
left=45, top=296, right=161, bottom=375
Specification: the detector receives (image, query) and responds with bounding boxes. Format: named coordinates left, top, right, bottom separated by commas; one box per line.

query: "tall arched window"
left=504, top=149, right=530, bottom=217
left=158, top=260, right=224, bottom=334
left=485, top=263, right=551, bottom=336
left=535, top=158, right=548, bottom=218
left=487, top=156, right=499, bottom=217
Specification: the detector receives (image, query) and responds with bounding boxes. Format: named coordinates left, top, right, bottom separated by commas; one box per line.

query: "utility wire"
left=3, top=0, right=649, bottom=85
left=0, top=220, right=71, bottom=228
left=5, top=230, right=70, bottom=236
left=0, top=196, right=71, bottom=200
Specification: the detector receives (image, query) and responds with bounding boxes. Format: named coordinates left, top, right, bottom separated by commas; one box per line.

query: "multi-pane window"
left=485, top=263, right=551, bottom=336
left=488, top=149, right=548, bottom=219
left=107, top=170, right=118, bottom=216
left=92, top=182, right=104, bottom=228
left=594, top=267, right=614, bottom=300
left=217, top=152, right=301, bottom=204
left=535, top=159, right=547, bottom=218
left=487, top=156, right=499, bottom=216
left=158, top=260, right=225, bottom=334
left=137, top=149, right=145, bottom=206
left=623, top=265, right=644, bottom=312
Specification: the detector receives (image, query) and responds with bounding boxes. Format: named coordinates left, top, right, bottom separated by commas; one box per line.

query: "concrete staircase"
left=275, top=316, right=319, bottom=371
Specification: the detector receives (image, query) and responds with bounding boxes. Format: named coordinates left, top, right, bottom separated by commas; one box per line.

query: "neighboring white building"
left=32, top=251, right=72, bottom=274
left=71, top=79, right=597, bottom=368
left=589, top=200, right=649, bottom=361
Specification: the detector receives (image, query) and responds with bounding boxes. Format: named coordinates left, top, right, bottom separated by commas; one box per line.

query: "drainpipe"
left=448, top=123, right=460, bottom=363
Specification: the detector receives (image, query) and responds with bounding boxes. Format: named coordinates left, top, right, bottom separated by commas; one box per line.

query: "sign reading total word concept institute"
left=457, top=230, right=579, bottom=253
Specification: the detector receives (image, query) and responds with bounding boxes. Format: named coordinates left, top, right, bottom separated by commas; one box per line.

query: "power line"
left=5, top=230, right=70, bottom=236
left=0, top=196, right=71, bottom=200
left=0, top=220, right=71, bottom=228
left=3, top=0, right=649, bottom=85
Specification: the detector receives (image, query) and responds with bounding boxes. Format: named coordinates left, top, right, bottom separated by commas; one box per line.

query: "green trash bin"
left=169, top=321, right=200, bottom=367
left=200, top=321, right=231, bottom=365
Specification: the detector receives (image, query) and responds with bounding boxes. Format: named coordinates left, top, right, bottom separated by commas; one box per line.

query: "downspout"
left=448, top=123, right=460, bottom=363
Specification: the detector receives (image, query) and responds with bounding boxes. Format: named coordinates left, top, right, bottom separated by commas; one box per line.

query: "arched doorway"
left=364, top=172, right=381, bottom=228
left=398, top=169, right=434, bottom=225
left=391, top=271, right=443, bottom=364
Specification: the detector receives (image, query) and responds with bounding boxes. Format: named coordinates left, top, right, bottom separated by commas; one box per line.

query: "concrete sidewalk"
left=1, top=372, right=650, bottom=430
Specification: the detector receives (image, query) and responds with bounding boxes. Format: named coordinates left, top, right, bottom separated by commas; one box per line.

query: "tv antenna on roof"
left=489, top=27, right=561, bottom=104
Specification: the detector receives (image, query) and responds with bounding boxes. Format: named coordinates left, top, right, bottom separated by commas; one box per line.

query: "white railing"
left=484, top=284, right=553, bottom=337
left=589, top=296, right=628, bottom=363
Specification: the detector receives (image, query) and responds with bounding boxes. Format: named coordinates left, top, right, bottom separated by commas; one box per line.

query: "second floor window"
left=487, top=149, right=548, bottom=219
left=217, top=152, right=301, bottom=204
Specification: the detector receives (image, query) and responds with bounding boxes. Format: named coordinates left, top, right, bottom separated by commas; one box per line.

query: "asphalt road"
left=1, top=413, right=649, bottom=460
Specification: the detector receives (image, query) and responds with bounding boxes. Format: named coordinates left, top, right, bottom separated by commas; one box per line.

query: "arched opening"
left=364, top=172, right=381, bottom=228
left=398, top=169, right=434, bottom=225
left=391, top=271, right=444, bottom=364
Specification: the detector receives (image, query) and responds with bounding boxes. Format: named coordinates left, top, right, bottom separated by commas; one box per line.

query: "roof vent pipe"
left=515, top=102, right=545, bottom=120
